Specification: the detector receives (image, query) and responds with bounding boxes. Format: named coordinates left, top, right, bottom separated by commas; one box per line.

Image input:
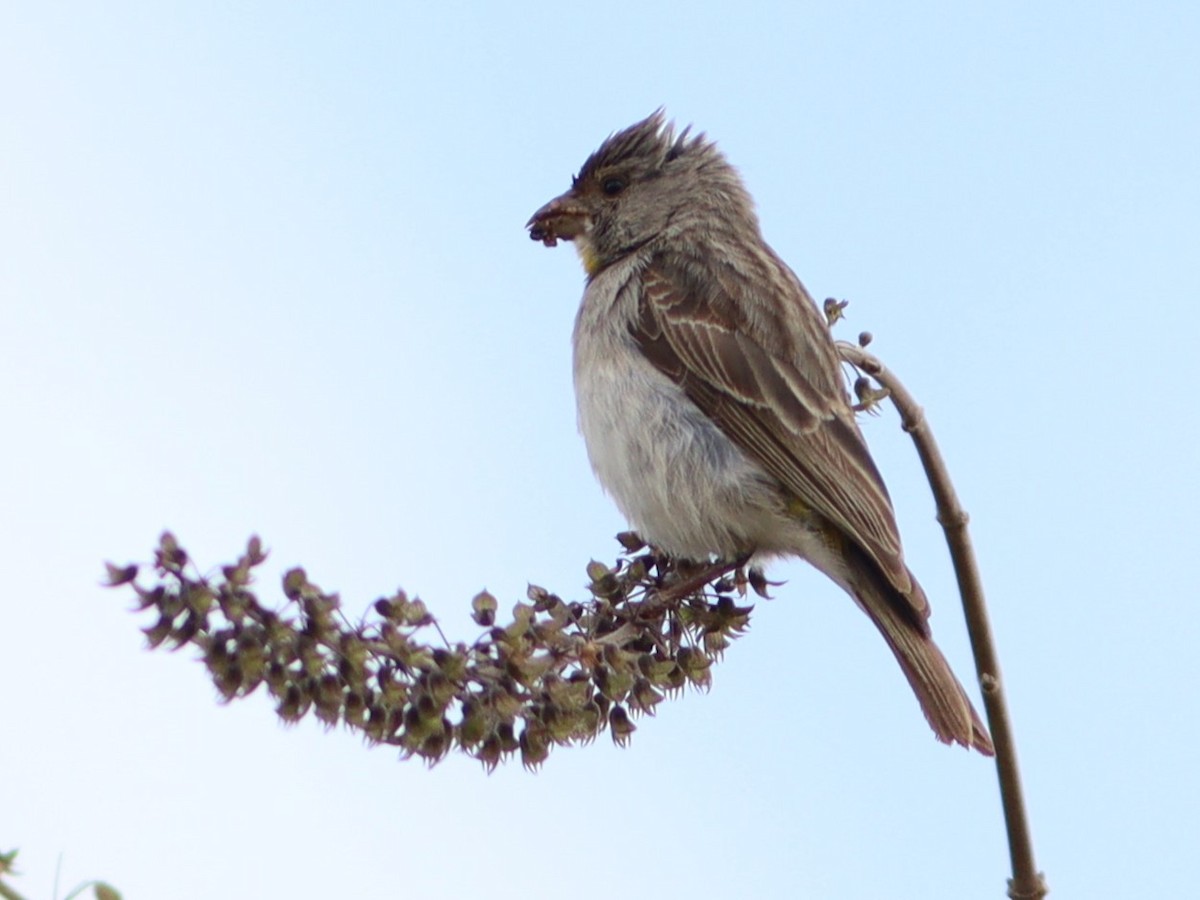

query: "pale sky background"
left=3, top=3, right=1198, bottom=898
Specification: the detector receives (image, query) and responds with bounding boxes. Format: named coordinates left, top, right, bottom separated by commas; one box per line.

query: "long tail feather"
left=852, top=573, right=994, bottom=755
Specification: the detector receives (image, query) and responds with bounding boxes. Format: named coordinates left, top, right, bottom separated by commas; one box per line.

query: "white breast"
left=570, top=257, right=792, bottom=559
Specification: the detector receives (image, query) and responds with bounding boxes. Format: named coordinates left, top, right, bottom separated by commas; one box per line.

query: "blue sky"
left=3, top=3, right=1197, bottom=897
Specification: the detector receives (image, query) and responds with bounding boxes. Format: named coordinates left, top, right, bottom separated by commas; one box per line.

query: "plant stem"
left=838, top=342, right=1048, bottom=900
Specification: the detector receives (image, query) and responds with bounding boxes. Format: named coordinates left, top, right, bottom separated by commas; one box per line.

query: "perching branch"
left=834, top=321, right=1047, bottom=900
left=107, top=534, right=763, bottom=770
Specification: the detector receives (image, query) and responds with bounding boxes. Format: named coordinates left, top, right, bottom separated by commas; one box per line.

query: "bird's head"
left=527, top=110, right=756, bottom=277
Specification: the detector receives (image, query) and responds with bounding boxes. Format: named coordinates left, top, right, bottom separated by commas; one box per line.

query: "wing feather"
left=634, top=254, right=922, bottom=611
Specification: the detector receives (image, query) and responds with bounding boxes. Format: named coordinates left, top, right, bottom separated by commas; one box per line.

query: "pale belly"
left=574, top=331, right=804, bottom=560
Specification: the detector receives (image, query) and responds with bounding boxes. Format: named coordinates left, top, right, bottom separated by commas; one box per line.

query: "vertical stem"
left=838, top=343, right=1048, bottom=899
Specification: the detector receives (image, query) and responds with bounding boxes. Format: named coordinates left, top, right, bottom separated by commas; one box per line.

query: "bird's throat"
left=573, top=235, right=603, bottom=277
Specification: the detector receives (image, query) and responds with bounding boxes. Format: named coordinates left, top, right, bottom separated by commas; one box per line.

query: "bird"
left=526, top=111, right=993, bottom=754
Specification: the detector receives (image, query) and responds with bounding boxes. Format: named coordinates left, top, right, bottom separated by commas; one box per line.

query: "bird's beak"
left=527, top=192, right=590, bottom=248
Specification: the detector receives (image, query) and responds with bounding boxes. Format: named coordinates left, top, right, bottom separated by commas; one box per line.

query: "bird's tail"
left=852, top=571, right=994, bottom=755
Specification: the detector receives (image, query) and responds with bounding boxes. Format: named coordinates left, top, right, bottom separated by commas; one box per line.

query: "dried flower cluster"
left=108, top=532, right=768, bottom=769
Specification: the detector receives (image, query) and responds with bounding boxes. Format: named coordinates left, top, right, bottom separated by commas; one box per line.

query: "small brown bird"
left=528, top=111, right=992, bottom=754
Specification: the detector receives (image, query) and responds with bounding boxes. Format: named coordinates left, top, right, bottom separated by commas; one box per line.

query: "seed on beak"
left=526, top=194, right=589, bottom=248
left=529, top=224, right=559, bottom=247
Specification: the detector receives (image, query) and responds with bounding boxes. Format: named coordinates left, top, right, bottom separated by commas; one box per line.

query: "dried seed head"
left=609, top=705, right=636, bottom=747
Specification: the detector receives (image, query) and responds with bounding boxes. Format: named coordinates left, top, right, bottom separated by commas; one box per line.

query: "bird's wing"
left=632, top=252, right=926, bottom=617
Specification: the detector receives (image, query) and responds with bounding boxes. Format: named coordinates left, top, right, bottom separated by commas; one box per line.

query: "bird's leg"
left=652, top=553, right=752, bottom=606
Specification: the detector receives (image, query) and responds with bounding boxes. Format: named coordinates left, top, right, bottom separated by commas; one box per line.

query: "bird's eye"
left=601, top=176, right=627, bottom=197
